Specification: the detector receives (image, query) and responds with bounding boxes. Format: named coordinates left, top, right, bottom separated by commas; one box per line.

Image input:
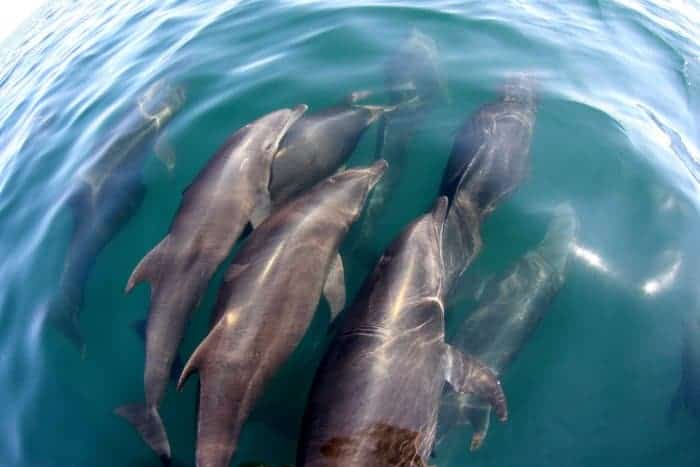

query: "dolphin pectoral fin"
left=443, top=344, right=508, bottom=422
left=323, top=253, right=346, bottom=321
left=115, top=403, right=171, bottom=465
left=154, top=129, right=176, bottom=173
left=126, top=236, right=168, bottom=293
left=250, top=191, right=272, bottom=228
left=465, top=407, right=491, bottom=451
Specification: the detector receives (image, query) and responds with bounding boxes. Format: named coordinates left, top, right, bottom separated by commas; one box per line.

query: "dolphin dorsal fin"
left=125, top=236, right=169, bottom=293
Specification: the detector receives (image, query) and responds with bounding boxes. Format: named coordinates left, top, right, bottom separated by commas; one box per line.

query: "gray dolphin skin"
left=440, top=75, right=536, bottom=291
left=268, top=94, right=388, bottom=209
left=116, top=105, right=307, bottom=464
left=360, top=28, right=447, bottom=241
left=298, top=198, right=507, bottom=467
left=438, top=205, right=577, bottom=451
left=48, top=80, right=185, bottom=352
left=177, top=161, right=387, bottom=467
left=670, top=310, right=700, bottom=422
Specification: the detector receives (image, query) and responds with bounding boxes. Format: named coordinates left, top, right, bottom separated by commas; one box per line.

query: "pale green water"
left=0, top=1, right=699, bottom=466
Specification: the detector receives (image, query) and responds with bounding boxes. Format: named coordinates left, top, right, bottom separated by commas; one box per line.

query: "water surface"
left=0, top=1, right=699, bottom=465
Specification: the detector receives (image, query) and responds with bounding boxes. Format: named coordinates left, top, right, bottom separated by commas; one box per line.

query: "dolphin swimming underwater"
left=298, top=198, right=507, bottom=466
left=47, top=80, right=185, bottom=352
left=116, top=105, right=307, bottom=464
left=438, top=205, right=577, bottom=451
left=268, top=93, right=391, bottom=209
left=441, top=74, right=537, bottom=292
left=669, top=307, right=700, bottom=424
left=178, top=161, right=387, bottom=467
left=359, top=28, right=448, bottom=244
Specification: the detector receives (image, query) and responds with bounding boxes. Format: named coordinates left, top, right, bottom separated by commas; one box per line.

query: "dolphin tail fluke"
left=126, top=237, right=169, bottom=293
left=115, top=403, right=171, bottom=465
left=443, top=344, right=508, bottom=423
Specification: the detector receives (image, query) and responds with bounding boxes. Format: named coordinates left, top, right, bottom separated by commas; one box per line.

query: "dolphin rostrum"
left=116, top=105, right=307, bottom=464
left=298, top=198, right=507, bottom=466
left=177, top=160, right=387, bottom=467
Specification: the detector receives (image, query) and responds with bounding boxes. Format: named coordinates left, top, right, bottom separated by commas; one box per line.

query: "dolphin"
left=441, top=74, right=537, bottom=291
left=438, top=205, right=577, bottom=451
left=116, top=105, right=307, bottom=464
left=47, top=80, right=185, bottom=352
left=360, top=28, right=448, bottom=243
left=298, top=198, right=507, bottom=466
left=669, top=310, right=700, bottom=423
left=177, top=161, right=387, bottom=467
left=268, top=93, right=391, bottom=209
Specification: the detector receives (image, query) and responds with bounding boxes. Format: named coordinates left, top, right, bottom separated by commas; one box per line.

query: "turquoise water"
left=1, top=0, right=699, bottom=465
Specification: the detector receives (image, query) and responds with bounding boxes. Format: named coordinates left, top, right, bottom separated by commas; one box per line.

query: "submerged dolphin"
left=669, top=310, right=700, bottom=423
left=178, top=161, right=387, bottom=467
left=47, top=80, right=185, bottom=351
left=298, top=198, right=507, bottom=466
left=116, top=105, right=307, bottom=464
left=269, top=93, right=390, bottom=209
left=438, top=205, right=577, bottom=451
left=360, top=28, right=448, bottom=243
left=441, top=75, right=536, bottom=291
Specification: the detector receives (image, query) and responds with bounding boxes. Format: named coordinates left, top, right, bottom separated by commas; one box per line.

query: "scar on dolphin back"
left=320, top=422, right=429, bottom=467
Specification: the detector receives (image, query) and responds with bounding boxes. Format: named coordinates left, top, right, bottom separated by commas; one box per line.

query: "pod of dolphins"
left=44, top=28, right=693, bottom=467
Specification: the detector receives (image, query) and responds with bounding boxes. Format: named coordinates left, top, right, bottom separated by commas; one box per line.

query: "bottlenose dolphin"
left=48, top=80, right=185, bottom=352
left=177, top=161, right=387, bottom=467
left=116, top=105, right=307, bottom=464
left=669, top=310, right=700, bottom=423
left=360, top=28, right=448, bottom=243
left=269, top=93, right=390, bottom=209
left=438, top=205, right=577, bottom=451
left=441, top=75, right=536, bottom=291
left=298, top=198, right=507, bottom=466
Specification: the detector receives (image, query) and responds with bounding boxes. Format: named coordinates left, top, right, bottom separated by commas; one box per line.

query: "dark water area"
left=0, top=0, right=699, bottom=466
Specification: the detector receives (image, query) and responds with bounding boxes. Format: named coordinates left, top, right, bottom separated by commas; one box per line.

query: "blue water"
left=0, top=1, right=699, bottom=465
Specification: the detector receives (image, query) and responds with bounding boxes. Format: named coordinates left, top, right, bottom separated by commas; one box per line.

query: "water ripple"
left=0, top=1, right=699, bottom=465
